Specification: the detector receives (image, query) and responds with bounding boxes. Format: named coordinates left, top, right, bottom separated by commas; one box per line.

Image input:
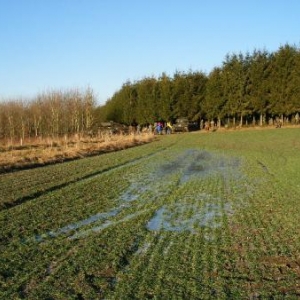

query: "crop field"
left=1, top=128, right=300, bottom=299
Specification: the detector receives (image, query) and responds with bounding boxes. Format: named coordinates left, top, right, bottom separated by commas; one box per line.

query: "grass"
left=0, top=133, right=156, bottom=172
left=1, top=127, right=300, bottom=299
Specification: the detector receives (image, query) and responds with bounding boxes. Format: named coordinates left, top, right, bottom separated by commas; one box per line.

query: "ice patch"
left=147, top=202, right=234, bottom=233
left=70, top=210, right=146, bottom=239
left=28, top=149, right=244, bottom=243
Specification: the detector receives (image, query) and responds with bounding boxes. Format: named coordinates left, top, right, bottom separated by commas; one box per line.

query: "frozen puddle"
left=30, top=149, right=246, bottom=242
left=147, top=202, right=234, bottom=233
left=70, top=210, right=147, bottom=240
left=155, top=149, right=242, bottom=185
left=33, top=206, right=126, bottom=242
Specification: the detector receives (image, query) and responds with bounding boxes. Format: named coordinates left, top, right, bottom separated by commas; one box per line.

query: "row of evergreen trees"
left=98, top=43, right=300, bottom=127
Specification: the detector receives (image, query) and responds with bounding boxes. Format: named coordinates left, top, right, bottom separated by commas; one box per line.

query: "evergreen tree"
left=247, top=49, right=272, bottom=125
left=269, top=44, right=300, bottom=122
left=222, top=53, right=250, bottom=127
left=204, top=67, right=226, bottom=126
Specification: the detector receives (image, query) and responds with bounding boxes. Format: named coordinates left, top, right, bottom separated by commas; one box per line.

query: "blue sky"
left=1, top=0, right=299, bottom=105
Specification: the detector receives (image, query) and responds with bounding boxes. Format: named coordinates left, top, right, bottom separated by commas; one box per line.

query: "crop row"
left=1, top=129, right=300, bottom=298
left=0, top=138, right=176, bottom=210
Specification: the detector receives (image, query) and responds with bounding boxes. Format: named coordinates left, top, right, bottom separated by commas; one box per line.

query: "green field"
left=1, top=128, right=300, bottom=299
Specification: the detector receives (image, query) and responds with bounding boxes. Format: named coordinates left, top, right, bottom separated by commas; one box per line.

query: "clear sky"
left=1, top=0, right=299, bottom=105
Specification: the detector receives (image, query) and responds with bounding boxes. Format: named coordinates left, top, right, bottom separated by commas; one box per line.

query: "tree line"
left=98, top=43, right=300, bottom=127
left=0, top=88, right=96, bottom=142
left=1, top=43, right=300, bottom=143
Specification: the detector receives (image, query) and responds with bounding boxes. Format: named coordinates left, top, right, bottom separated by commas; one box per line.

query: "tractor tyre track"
left=2, top=145, right=174, bottom=211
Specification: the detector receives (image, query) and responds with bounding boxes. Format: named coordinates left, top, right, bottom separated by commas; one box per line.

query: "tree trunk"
left=259, top=113, right=263, bottom=126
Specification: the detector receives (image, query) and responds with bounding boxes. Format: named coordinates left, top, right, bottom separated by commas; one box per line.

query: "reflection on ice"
left=146, top=208, right=165, bottom=231
left=33, top=206, right=126, bottom=242
left=147, top=202, right=234, bottom=232
left=51, top=208, right=122, bottom=235
left=70, top=211, right=146, bottom=239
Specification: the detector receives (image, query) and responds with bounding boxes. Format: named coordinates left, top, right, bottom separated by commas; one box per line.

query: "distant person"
left=166, top=122, right=172, bottom=134
left=156, top=122, right=163, bottom=134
